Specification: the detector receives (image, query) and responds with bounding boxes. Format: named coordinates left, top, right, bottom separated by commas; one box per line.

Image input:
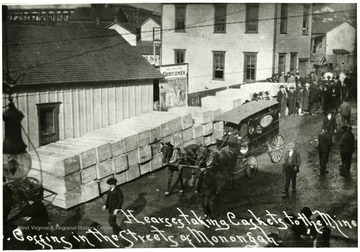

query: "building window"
left=278, top=54, right=286, bottom=74
left=174, top=49, right=186, bottom=64
left=37, top=103, right=60, bottom=146
left=280, top=4, right=288, bottom=34
left=244, top=52, right=257, bottom=81
left=302, top=5, right=310, bottom=34
left=290, top=53, right=297, bottom=73
left=245, top=4, right=259, bottom=33
left=175, top=5, right=186, bottom=32
left=213, top=51, right=225, bottom=80
left=214, top=4, right=226, bottom=33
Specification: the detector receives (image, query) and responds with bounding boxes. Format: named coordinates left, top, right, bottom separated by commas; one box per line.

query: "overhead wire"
left=4, top=8, right=355, bottom=46
left=4, top=6, right=355, bottom=89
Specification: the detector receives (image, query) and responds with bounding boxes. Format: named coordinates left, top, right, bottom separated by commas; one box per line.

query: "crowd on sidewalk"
left=274, top=70, right=356, bottom=118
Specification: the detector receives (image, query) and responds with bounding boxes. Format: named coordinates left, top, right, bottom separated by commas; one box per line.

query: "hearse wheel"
left=245, top=156, right=258, bottom=178
left=269, top=135, right=285, bottom=163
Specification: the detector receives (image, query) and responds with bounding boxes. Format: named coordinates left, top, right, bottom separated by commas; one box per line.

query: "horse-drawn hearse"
left=213, top=99, right=285, bottom=178
left=161, top=99, right=285, bottom=194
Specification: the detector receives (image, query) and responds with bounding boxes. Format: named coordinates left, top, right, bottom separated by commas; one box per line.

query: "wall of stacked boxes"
left=28, top=108, right=224, bottom=209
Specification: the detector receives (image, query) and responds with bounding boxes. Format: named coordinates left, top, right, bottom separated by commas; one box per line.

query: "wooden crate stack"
left=28, top=111, right=194, bottom=209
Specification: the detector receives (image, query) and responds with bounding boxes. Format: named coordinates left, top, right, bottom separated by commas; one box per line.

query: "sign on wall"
left=158, top=64, right=188, bottom=111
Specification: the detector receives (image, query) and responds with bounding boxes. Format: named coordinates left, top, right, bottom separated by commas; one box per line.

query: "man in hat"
left=277, top=85, right=287, bottom=119
left=102, top=178, right=124, bottom=235
left=282, top=142, right=301, bottom=197
left=298, top=207, right=317, bottom=247
left=322, top=111, right=337, bottom=139
left=302, top=83, right=311, bottom=114
left=339, top=125, right=355, bottom=176
left=196, top=163, right=217, bottom=219
left=9, top=195, right=49, bottom=249
left=317, top=129, right=332, bottom=175
left=287, top=86, right=297, bottom=115
left=321, top=84, right=331, bottom=114
left=296, top=82, right=304, bottom=115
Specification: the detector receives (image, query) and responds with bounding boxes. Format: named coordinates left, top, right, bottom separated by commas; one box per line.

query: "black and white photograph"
left=1, top=0, right=358, bottom=249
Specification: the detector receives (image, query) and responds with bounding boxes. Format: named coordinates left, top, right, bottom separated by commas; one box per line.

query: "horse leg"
left=178, top=167, right=185, bottom=193
left=166, top=168, right=173, bottom=195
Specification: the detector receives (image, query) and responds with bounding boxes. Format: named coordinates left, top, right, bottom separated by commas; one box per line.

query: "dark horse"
left=160, top=142, right=210, bottom=195
left=206, top=146, right=238, bottom=187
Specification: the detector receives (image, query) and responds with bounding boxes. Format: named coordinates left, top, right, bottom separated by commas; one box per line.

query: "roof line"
left=139, top=17, right=161, bottom=27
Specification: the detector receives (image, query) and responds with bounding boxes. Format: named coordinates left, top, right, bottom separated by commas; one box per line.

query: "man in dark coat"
left=329, top=84, right=340, bottom=113
left=297, top=207, right=317, bottom=247
left=309, top=85, right=320, bottom=115
left=277, top=85, right=287, bottom=119
left=302, top=83, right=310, bottom=114
left=322, top=112, right=337, bottom=139
left=339, top=125, right=355, bottom=176
left=287, top=86, right=297, bottom=115
left=296, top=83, right=303, bottom=115
left=282, top=142, right=301, bottom=197
left=321, top=85, right=332, bottom=114
left=10, top=198, right=49, bottom=230
left=317, top=129, right=332, bottom=175
left=196, top=165, right=217, bottom=219
left=102, top=178, right=124, bottom=235
left=314, top=215, right=331, bottom=247
left=9, top=197, right=49, bottom=249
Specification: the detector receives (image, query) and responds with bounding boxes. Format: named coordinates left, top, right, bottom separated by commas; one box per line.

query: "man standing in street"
left=339, top=98, right=351, bottom=126
left=287, top=86, right=297, bottom=116
left=277, top=85, right=287, bottom=120
left=196, top=164, right=217, bottom=220
left=282, top=142, right=301, bottom=198
left=102, top=178, right=124, bottom=235
left=302, top=83, right=310, bottom=114
left=339, top=125, right=355, bottom=176
left=322, top=111, right=337, bottom=139
left=317, top=129, right=332, bottom=175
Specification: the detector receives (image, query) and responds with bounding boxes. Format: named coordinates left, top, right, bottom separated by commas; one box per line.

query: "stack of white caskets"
left=168, top=107, right=224, bottom=147
left=28, top=108, right=224, bottom=209
left=200, top=82, right=289, bottom=114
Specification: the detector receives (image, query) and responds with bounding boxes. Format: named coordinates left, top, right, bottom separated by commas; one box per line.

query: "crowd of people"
left=273, top=70, right=355, bottom=119
left=276, top=70, right=356, bottom=247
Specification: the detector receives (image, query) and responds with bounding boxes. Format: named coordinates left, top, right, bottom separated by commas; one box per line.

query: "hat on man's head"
left=289, top=86, right=295, bottom=89
left=279, top=85, right=284, bottom=89
left=301, top=207, right=313, bottom=219
left=107, top=178, right=117, bottom=185
left=305, top=83, right=310, bottom=87
left=286, top=142, right=295, bottom=149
